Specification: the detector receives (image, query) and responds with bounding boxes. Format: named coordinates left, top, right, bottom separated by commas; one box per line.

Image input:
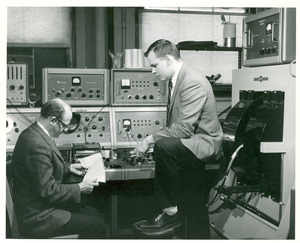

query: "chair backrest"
left=6, top=161, right=79, bottom=239
left=6, top=161, right=21, bottom=238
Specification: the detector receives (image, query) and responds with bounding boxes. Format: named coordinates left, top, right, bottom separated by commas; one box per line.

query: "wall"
left=7, top=7, right=245, bottom=81
left=7, top=7, right=71, bottom=46
left=139, top=11, right=245, bottom=83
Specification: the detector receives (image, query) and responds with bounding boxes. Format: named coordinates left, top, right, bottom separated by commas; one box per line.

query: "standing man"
left=12, top=98, right=106, bottom=239
left=131, top=39, right=223, bottom=238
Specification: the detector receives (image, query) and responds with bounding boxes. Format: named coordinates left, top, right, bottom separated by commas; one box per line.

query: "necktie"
left=166, top=80, right=173, bottom=125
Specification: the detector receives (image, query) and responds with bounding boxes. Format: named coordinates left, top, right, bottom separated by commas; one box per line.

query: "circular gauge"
left=6, top=116, right=14, bottom=133
left=266, top=22, right=272, bottom=35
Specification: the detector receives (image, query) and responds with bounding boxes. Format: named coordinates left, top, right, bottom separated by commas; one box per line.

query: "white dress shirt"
left=170, top=62, right=183, bottom=97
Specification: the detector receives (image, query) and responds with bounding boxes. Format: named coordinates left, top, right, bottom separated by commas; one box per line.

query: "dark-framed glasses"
left=56, top=117, right=69, bottom=131
left=54, top=113, right=81, bottom=134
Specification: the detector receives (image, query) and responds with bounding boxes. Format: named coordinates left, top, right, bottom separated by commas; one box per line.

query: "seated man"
left=12, top=98, right=106, bottom=239
left=131, top=39, right=223, bottom=239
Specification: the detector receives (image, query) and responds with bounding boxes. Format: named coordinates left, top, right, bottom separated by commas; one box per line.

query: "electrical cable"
left=127, top=129, right=139, bottom=155
left=288, top=59, right=296, bottom=78
left=84, top=106, right=106, bottom=143
left=6, top=98, right=35, bottom=125
left=207, top=144, right=244, bottom=208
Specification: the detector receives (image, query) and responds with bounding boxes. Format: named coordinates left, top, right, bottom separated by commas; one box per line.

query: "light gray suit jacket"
left=152, top=63, right=223, bottom=161
left=12, top=122, right=81, bottom=237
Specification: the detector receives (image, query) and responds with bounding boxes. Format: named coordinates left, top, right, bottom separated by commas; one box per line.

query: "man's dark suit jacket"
left=12, top=122, right=81, bottom=237
left=153, top=63, right=223, bottom=161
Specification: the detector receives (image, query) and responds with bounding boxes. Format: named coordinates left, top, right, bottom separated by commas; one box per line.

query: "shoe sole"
left=134, top=227, right=175, bottom=238
left=133, top=220, right=181, bottom=232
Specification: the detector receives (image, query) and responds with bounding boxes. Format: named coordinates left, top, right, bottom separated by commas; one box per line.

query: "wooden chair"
left=6, top=161, right=79, bottom=239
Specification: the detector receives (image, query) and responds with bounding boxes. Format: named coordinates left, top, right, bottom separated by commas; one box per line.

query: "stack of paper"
left=79, top=152, right=106, bottom=183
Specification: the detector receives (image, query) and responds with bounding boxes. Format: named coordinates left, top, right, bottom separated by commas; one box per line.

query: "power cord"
left=288, top=59, right=296, bottom=78
left=207, top=144, right=244, bottom=208
left=84, top=106, right=106, bottom=143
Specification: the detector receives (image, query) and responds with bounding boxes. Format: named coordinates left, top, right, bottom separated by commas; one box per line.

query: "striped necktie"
left=166, top=80, right=173, bottom=125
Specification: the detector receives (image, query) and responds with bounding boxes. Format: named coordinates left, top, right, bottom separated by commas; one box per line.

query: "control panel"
left=111, top=107, right=167, bottom=148
left=7, top=63, right=29, bottom=106
left=54, top=107, right=112, bottom=148
left=42, top=68, right=110, bottom=106
left=105, top=148, right=155, bottom=180
left=6, top=108, right=40, bottom=151
left=69, top=146, right=156, bottom=181
left=243, top=8, right=296, bottom=67
left=111, top=68, right=168, bottom=106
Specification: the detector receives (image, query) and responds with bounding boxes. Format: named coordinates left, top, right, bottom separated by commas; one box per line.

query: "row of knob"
left=121, top=94, right=155, bottom=100
left=53, top=87, right=101, bottom=93
left=259, top=47, right=277, bottom=55
left=9, top=85, right=25, bottom=90
left=53, top=88, right=102, bottom=98
left=125, top=133, right=150, bottom=139
left=75, top=133, right=107, bottom=138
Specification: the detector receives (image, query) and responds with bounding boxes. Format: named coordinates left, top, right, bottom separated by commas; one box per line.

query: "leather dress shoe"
left=135, top=211, right=181, bottom=230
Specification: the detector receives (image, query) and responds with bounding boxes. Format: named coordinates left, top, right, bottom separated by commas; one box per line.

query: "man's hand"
left=79, top=178, right=98, bottom=194
left=131, top=135, right=154, bottom=158
left=70, top=163, right=88, bottom=176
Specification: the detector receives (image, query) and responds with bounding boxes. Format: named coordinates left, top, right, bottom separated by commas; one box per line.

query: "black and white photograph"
left=2, top=0, right=298, bottom=240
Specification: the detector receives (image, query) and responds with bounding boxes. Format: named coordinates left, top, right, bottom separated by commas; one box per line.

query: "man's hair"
left=40, top=98, right=67, bottom=120
left=144, top=39, right=180, bottom=60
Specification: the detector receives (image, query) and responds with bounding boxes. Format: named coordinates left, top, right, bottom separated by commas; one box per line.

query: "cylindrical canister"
left=124, top=49, right=132, bottom=68
left=223, top=23, right=236, bottom=47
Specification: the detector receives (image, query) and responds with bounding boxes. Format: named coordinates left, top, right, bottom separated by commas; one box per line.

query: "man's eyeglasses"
left=52, top=113, right=81, bottom=134
left=55, top=117, right=69, bottom=131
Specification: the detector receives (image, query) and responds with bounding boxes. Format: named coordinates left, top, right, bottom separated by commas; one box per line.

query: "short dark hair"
left=144, top=39, right=180, bottom=60
left=40, top=98, right=66, bottom=120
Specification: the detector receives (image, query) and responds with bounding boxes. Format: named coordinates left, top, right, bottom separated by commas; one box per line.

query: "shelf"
left=177, top=41, right=243, bottom=68
left=177, top=41, right=242, bottom=52
left=178, top=45, right=242, bottom=52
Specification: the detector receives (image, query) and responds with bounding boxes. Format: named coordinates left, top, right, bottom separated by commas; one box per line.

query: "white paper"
left=79, top=153, right=106, bottom=183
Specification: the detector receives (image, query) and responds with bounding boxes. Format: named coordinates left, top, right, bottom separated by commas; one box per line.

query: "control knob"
left=259, top=49, right=265, bottom=55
